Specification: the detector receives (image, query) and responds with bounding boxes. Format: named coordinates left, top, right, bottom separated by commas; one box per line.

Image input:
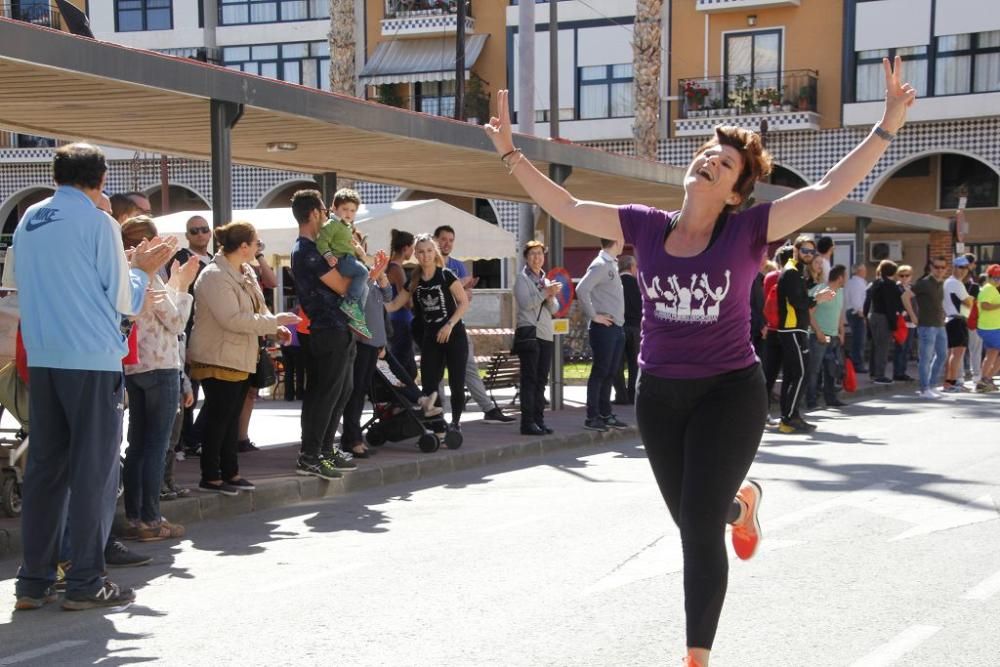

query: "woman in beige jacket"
left=188, top=221, right=299, bottom=495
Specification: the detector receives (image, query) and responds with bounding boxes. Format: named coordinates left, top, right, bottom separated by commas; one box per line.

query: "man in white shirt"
left=942, top=255, right=975, bottom=392
left=844, top=263, right=869, bottom=373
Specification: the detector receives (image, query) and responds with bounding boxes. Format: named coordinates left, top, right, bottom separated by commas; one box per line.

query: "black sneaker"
left=873, top=377, right=894, bottom=385
left=602, top=414, right=629, bottom=430
left=537, top=423, right=554, bottom=434
left=324, top=450, right=357, bottom=471
left=237, top=439, right=259, bottom=453
left=520, top=423, right=545, bottom=436
left=893, top=374, right=915, bottom=382
left=182, top=445, right=201, bottom=458
left=584, top=418, right=609, bottom=432
left=104, top=540, right=152, bottom=568
left=62, top=580, right=136, bottom=611
left=482, top=407, right=515, bottom=424
left=159, top=487, right=178, bottom=501
left=296, top=456, right=343, bottom=480
left=228, top=477, right=256, bottom=491
left=790, top=416, right=818, bottom=432
left=198, top=480, right=240, bottom=496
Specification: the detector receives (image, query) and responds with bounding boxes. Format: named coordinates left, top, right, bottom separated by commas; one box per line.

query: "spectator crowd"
left=6, top=143, right=999, bottom=612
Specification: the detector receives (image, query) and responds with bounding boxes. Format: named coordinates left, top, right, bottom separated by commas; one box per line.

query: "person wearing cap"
left=974, top=264, right=1000, bottom=392
left=941, top=255, right=975, bottom=392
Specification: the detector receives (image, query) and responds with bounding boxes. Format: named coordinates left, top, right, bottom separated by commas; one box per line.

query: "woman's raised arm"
left=484, top=89, right=622, bottom=243
left=767, top=56, right=916, bottom=242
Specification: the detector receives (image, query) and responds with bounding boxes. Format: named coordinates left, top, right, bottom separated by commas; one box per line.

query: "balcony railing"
left=385, top=0, right=471, bottom=19
left=0, top=3, right=62, bottom=30
left=155, top=47, right=223, bottom=65
left=678, top=69, right=817, bottom=119
left=696, top=0, right=800, bottom=12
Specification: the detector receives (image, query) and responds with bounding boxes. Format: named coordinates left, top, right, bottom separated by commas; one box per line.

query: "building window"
left=856, top=45, right=927, bottom=101
left=939, top=154, right=999, bottom=209
left=578, top=64, right=633, bottom=119
left=725, top=29, right=782, bottom=87
left=223, top=42, right=330, bottom=90
left=219, top=0, right=328, bottom=25
left=416, top=80, right=456, bottom=117
left=935, top=31, right=1000, bottom=96
left=115, top=0, right=172, bottom=31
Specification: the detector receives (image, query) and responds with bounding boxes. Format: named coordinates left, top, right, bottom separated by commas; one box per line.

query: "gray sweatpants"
left=16, top=368, right=125, bottom=598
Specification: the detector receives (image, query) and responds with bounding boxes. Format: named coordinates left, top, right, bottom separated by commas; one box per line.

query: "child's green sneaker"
left=339, top=299, right=365, bottom=324
left=348, top=320, right=372, bottom=339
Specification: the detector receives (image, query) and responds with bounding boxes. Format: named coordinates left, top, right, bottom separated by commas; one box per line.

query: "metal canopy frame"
left=0, top=18, right=948, bottom=234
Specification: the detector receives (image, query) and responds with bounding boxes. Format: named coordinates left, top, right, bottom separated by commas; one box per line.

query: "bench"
left=475, top=351, right=520, bottom=407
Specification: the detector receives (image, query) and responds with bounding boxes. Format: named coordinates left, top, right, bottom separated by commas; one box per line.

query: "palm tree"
left=329, top=0, right=356, bottom=187
left=632, top=0, right=663, bottom=161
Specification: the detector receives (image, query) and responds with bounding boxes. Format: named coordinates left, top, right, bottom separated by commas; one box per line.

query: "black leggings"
left=421, top=322, right=468, bottom=424
left=635, top=363, right=767, bottom=650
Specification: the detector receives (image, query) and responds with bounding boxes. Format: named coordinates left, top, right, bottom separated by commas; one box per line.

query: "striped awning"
left=360, top=34, right=488, bottom=85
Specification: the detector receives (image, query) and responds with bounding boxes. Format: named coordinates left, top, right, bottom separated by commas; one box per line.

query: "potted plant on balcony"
left=729, top=76, right=756, bottom=115
left=798, top=85, right=812, bottom=111
left=683, top=80, right=710, bottom=116
left=764, top=87, right=782, bottom=113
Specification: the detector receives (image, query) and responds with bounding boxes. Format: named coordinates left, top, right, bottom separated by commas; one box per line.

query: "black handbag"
left=250, top=342, right=276, bottom=389
left=512, top=302, right=545, bottom=354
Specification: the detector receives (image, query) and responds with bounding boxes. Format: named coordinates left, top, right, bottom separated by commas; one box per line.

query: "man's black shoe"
left=537, top=423, right=554, bottom=434
left=104, top=539, right=152, bottom=568
left=62, top=581, right=136, bottom=611
left=873, top=377, right=894, bottom=385
left=584, top=418, right=609, bottom=432
left=520, top=423, right=545, bottom=436
left=790, top=416, right=818, bottom=432
left=237, top=439, right=259, bottom=452
left=826, top=399, right=847, bottom=407
left=893, top=374, right=915, bottom=382
left=482, top=407, right=515, bottom=424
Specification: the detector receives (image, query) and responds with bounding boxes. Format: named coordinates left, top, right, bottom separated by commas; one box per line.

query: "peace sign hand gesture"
left=881, top=55, right=917, bottom=134
left=483, top=89, right=516, bottom=156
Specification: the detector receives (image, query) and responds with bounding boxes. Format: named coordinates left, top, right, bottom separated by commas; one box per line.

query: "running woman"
left=483, top=57, right=916, bottom=666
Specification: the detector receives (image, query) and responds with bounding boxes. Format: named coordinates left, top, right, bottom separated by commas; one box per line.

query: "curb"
left=0, top=379, right=918, bottom=561
left=0, top=425, right=640, bottom=561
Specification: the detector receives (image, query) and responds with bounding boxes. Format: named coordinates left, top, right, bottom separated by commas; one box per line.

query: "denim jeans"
left=846, top=310, right=867, bottom=369
left=587, top=323, right=625, bottom=420
left=807, top=335, right=842, bottom=406
left=917, top=326, right=948, bottom=391
left=893, top=327, right=914, bottom=378
left=124, top=369, right=181, bottom=523
left=336, top=254, right=370, bottom=303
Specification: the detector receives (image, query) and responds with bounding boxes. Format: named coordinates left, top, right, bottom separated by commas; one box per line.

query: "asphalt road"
left=1, top=391, right=999, bottom=666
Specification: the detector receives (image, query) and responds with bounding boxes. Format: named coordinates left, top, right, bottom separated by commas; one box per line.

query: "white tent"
left=152, top=199, right=516, bottom=261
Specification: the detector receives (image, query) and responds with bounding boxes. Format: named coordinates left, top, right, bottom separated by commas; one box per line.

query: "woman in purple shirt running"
left=483, top=57, right=915, bottom=666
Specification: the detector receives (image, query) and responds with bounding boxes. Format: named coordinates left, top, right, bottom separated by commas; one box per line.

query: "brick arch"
left=0, top=185, right=56, bottom=236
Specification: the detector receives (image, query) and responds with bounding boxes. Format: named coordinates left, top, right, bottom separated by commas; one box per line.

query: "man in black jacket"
left=613, top=254, right=641, bottom=405
left=777, top=236, right=834, bottom=434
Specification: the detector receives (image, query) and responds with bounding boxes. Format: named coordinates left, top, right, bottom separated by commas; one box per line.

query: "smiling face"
left=684, top=144, right=746, bottom=209
left=414, top=239, right=439, bottom=268
left=435, top=230, right=455, bottom=258
left=526, top=246, right=545, bottom=272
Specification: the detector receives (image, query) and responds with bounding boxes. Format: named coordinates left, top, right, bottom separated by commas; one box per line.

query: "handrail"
left=677, top=69, right=818, bottom=119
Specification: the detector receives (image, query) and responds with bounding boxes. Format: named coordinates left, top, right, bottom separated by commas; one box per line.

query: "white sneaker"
left=417, top=392, right=443, bottom=417
left=919, top=389, right=941, bottom=399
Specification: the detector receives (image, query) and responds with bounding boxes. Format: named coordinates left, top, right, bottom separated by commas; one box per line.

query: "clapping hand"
left=166, top=255, right=201, bottom=293
left=131, top=236, right=178, bottom=276
left=276, top=312, right=301, bottom=327
left=880, top=55, right=917, bottom=134
left=814, top=287, right=837, bottom=303
left=369, top=250, right=390, bottom=281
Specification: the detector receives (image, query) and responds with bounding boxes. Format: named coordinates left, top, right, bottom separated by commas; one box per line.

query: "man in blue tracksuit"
left=13, top=143, right=174, bottom=611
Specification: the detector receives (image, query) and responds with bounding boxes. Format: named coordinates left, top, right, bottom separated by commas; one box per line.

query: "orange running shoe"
left=732, top=480, right=763, bottom=560
left=682, top=657, right=704, bottom=667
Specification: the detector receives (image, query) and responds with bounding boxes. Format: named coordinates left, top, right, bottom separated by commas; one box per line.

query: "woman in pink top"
left=484, top=57, right=916, bottom=665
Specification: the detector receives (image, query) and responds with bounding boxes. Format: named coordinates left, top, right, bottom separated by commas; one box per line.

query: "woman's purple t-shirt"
left=618, top=202, right=770, bottom=379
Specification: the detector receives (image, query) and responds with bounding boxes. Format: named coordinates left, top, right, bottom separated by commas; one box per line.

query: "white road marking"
left=848, top=625, right=941, bottom=667
left=767, top=483, right=896, bottom=532
left=0, top=640, right=88, bottom=665
left=889, top=494, right=998, bottom=541
left=963, top=569, right=1000, bottom=601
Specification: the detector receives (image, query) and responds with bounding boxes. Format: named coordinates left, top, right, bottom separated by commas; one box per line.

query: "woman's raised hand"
left=881, top=55, right=917, bottom=134
left=483, top=89, right=516, bottom=156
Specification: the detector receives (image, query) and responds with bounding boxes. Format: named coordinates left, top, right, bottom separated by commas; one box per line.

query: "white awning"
left=152, top=199, right=516, bottom=260
left=359, top=34, right=489, bottom=85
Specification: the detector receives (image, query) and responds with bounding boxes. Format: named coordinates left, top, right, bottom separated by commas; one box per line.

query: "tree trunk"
left=632, top=0, right=662, bottom=161
left=329, top=0, right=356, bottom=188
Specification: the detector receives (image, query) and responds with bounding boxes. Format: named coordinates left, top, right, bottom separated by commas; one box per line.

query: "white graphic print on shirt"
left=418, top=284, right=449, bottom=324
left=640, top=269, right=732, bottom=323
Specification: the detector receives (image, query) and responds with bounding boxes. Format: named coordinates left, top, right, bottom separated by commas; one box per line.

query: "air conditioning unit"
left=869, top=240, right=903, bottom=262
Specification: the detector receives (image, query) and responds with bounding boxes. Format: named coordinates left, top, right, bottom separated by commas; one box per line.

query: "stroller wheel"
left=366, top=425, right=386, bottom=447
left=1, top=474, right=21, bottom=518
left=418, top=433, right=440, bottom=453
left=444, top=430, right=463, bottom=450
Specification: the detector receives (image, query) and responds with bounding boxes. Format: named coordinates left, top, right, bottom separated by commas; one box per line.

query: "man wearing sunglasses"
left=904, top=257, right=949, bottom=398
left=776, top=236, right=835, bottom=434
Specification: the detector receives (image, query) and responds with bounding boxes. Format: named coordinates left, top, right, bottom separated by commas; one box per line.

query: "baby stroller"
left=0, top=289, right=27, bottom=517
left=362, top=358, right=463, bottom=453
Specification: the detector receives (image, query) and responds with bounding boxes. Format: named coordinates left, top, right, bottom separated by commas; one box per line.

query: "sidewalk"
left=0, top=375, right=916, bottom=560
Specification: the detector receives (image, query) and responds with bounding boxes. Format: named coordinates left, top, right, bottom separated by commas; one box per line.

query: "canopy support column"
left=210, top=99, right=243, bottom=241
left=548, top=162, right=572, bottom=411
left=854, top=216, right=870, bottom=267
left=315, top=172, right=338, bottom=207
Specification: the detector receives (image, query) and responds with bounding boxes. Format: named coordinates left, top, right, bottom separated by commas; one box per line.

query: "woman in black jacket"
left=867, top=259, right=903, bottom=384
